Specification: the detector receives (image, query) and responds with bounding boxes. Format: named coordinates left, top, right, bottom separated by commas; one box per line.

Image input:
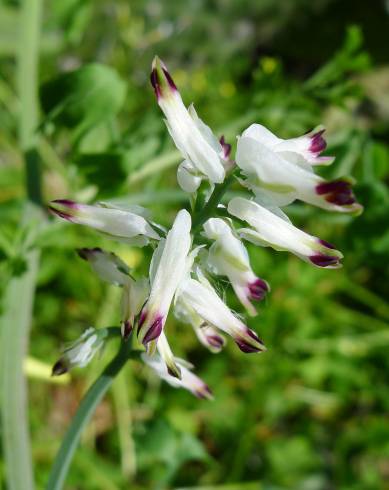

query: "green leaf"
left=39, top=63, right=127, bottom=132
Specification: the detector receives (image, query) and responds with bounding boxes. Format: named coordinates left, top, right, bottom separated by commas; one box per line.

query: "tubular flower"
left=228, top=197, right=343, bottom=269
left=236, top=124, right=362, bottom=214
left=77, top=248, right=148, bottom=338
left=151, top=56, right=226, bottom=187
left=141, top=351, right=213, bottom=400
left=175, top=295, right=226, bottom=353
left=52, top=328, right=105, bottom=376
left=49, top=200, right=160, bottom=246
left=137, top=209, right=192, bottom=348
left=203, top=218, right=269, bottom=316
left=178, top=270, right=266, bottom=354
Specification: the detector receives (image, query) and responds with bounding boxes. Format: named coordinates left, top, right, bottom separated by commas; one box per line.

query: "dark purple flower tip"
left=316, top=179, right=357, bottom=206
left=309, top=254, right=341, bottom=268
left=167, top=363, right=182, bottom=379
left=77, top=247, right=102, bottom=260
left=48, top=199, right=79, bottom=221
left=150, top=69, right=161, bottom=99
left=248, top=278, right=269, bottom=301
left=206, top=334, right=225, bottom=349
left=51, top=359, right=68, bottom=376
left=219, top=135, right=232, bottom=159
left=318, top=239, right=336, bottom=250
left=309, top=129, right=326, bottom=154
left=234, top=339, right=262, bottom=353
left=122, top=320, right=133, bottom=341
left=195, top=384, right=213, bottom=400
left=51, top=199, right=77, bottom=207
left=142, top=315, right=164, bottom=345
left=150, top=57, right=177, bottom=99
left=235, top=329, right=266, bottom=353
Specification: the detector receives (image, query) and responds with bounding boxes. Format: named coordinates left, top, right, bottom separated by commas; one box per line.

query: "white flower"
left=49, top=200, right=160, bottom=246
left=177, top=269, right=266, bottom=353
left=141, top=350, right=213, bottom=399
left=137, top=209, right=192, bottom=348
left=236, top=124, right=362, bottom=214
left=242, top=124, right=334, bottom=167
left=228, top=197, right=343, bottom=268
left=175, top=295, right=226, bottom=353
left=151, top=56, right=226, bottom=187
left=52, top=327, right=104, bottom=375
left=77, top=248, right=148, bottom=338
left=203, top=218, right=269, bottom=316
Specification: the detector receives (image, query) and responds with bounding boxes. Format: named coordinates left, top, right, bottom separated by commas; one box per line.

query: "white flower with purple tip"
left=141, top=351, right=213, bottom=400
left=151, top=56, right=226, bottom=187
left=52, top=327, right=104, bottom=376
left=137, top=209, right=192, bottom=349
left=228, top=197, right=343, bottom=268
left=49, top=200, right=160, bottom=245
left=203, top=218, right=269, bottom=316
left=236, top=124, right=362, bottom=214
left=177, top=270, right=266, bottom=354
left=175, top=295, right=226, bottom=353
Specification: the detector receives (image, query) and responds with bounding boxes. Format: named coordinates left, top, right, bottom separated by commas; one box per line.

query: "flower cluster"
left=49, top=57, right=361, bottom=399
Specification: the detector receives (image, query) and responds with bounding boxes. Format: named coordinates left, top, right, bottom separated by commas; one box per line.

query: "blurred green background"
left=2, top=0, right=389, bottom=489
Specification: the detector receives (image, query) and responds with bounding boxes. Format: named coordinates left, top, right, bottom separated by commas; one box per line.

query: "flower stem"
left=46, top=339, right=134, bottom=490
left=192, top=169, right=238, bottom=233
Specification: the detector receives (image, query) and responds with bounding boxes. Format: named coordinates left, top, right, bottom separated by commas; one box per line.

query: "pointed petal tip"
left=51, top=359, right=68, bottom=376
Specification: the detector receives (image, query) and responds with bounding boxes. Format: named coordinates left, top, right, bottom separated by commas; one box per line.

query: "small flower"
left=141, top=351, right=213, bottom=399
left=236, top=124, right=362, bottom=214
left=151, top=56, right=226, bottom=187
left=175, top=295, right=226, bottom=353
left=78, top=248, right=148, bottom=338
left=49, top=200, right=160, bottom=245
left=242, top=123, right=334, bottom=166
left=178, top=270, right=266, bottom=353
left=52, top=328, right=104, bottom=375
left=203, top=218, right=269, bottom=316
left=77, top=247, right=131, bottom=286
left=137, top=209, right=192, bottom=349
left=228, top=197, right=343, bottom=269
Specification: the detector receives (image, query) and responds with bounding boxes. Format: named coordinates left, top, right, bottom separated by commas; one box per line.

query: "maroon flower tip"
left=318, top=239, right=336, bottom=250
left=309, top=254, right=340, bottom=268
left=248, top=278, right=269, bottom=301
left=122, top=320, right=133, bottom=341
left=162, top=68, right=177, bottom=91
left=51, top=359, right=68, bottom=376
left=219, top=135, right=232, bottom=159
left=206, top=334, right=225, bottom=349
left=195, top=384, right=213, bottom=400
left=310, top=130, right=326, bottom=154
left=246, top=328, right=265, bottom=346
left=137, top=310, right=147, bottom=334
left=316, top=179, right=357, bottom=206
left=51, top=199, right=77, bottom=207
left=142, top=315, right=164, bottom=345
left=234, top=339, right=261, bottom=353
left=150, top=69, right=161, bottom=99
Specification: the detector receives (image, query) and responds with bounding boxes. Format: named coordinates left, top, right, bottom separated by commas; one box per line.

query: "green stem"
left=192, top=169, right=237, bottom=233
left=46, top=340, right=133, bottom=490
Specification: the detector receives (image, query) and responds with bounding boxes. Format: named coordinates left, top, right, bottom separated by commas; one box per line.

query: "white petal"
left=138, top=209, right=192, bottom=345
left=77, top=248, right=131, bottom=286
left=177, top=160, right=202, bottom=193
left=241, top=123, right=281, bottom=146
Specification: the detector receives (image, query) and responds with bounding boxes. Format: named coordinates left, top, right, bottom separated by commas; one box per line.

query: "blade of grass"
left=0, top=1, right=42, bottom=489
